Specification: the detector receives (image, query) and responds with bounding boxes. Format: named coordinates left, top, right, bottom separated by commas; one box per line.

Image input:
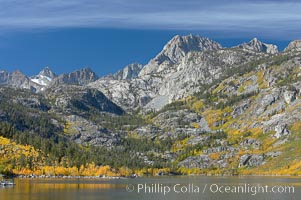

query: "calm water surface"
left=1, top=176, right=300, bottom=200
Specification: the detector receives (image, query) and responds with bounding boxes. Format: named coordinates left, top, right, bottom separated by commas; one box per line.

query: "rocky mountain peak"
left=12, top=70, right=25, bottom=76
left=10, top=70, right=29, bottom=83
left=112, top=63, right=143, bottom=80
left=139, top=34, right=222, bottom=76
left=38, top=66, right=56, bottom=79
left=49, top=67, right=98, bottom=87
left=0, top=70, right=41, bottom=91
left=81, top=67, right=94, bottom=73
left=30, top=66, right=57, bottom=86
left=236, top=38, right=278, bottom=54
left=77, top=67, right=98, bottom=82
left=162, top=34, right=222, bottom=59
left=284, top=40, right=301, bottom=52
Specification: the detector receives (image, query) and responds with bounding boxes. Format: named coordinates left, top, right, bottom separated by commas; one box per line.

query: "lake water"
left=0, top=176, right=300, bottom=200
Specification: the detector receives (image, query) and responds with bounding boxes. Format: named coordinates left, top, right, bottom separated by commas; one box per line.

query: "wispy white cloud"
left=0, top=0, right=300, bottom=38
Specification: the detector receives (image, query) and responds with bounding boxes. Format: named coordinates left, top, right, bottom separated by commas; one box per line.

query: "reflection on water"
left=0, top=179, right=126, bottom=200
left=0, top=177, right=300, bottom=200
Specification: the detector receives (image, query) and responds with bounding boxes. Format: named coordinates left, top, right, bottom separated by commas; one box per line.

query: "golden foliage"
left=203, top=109, right=223, bottom=127
left=209, top=153, right=220, bottom=160
left=192, top=101, right=204, bottom=112
left=191, top=122, right=200, bottom=128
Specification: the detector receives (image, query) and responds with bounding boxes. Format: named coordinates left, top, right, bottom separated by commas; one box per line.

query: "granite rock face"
left=236, top=38, right=279, bottom=54
left=50, top=67, right=98, bottom=87
left=90, top=35, right=265, bottom=111
left=0, top=70, right=42, bottom=92
left=139, top=34, right=222, bottom=76
left=30, top=66, right=57, bottom=86
left=111, top=63, right=143, bottom=80
left=285, top=40, right=301, bottom=52
left=65, top=115, right=121, bottom=148
left=45, top=85, right=124, bottom=115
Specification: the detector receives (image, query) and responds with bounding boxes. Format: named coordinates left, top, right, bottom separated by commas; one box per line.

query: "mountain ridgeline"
left=1, top=35, right=301, bottom=176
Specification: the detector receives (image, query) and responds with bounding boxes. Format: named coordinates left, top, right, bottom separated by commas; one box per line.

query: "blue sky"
left=0, top=0, right=300, bottom=76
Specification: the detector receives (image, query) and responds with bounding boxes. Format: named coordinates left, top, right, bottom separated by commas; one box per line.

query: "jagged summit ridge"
left=50, top=67, right=98, bottom=86
left=139, top=34, right=222, bottom=76
left=284, top=40, right=301, bottom=52
left=91, top=34, right=265, bottom=111
left=162, top=34, right=222, bottom=61
left=0, top=70, right=41, bottom=91
left=30, top=66, right=56, bottom=86
left=236, top=38, right=278, bottom=54
left=0, top=34, right=299, bottom=102
left=38, top=66, right=56, bottom=79
left=112, top=63, right=143, bottom=80
left=1, top=67, right=99, bottom=92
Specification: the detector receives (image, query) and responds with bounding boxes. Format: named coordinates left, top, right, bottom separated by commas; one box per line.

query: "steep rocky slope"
left=49, top=67, right=98, bottom=87
left=285, top=40, right=301, bottom=52
left=30, top=66, right=57, bottom=86
left=0, top=70, right=42, bottom=92
left=90, top=35, right=273, bottom=111
left=235, top=38, right=279, bottom=54
left=111, top=63, right=143, bottom=80
left=139, top=34, right=222, bottom=76
left=171, top=51, right=301, bottom=174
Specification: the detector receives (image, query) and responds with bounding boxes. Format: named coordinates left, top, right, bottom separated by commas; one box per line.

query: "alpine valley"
left=1, top=34, right=301, bottom=176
